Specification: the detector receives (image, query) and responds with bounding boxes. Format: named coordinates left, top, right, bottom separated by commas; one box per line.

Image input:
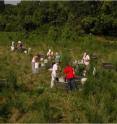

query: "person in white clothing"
left=47, top=49, right=54, bottom=60
left=51, top=62, right=59, bottom=88
left=35, top=61, right=39, bottom=73
left=32, top=54, right=40, bottom=73
left=32, top=55, right=37, bottom=73
left=82, top=52, right=90, bottom=75
left=83, top=52, right=90, bottom=66
left=11, top=41, right=15, bottom=51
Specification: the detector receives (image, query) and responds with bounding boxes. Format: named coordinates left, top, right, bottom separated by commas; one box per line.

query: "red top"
left=64, top=65, right=75, bottom=79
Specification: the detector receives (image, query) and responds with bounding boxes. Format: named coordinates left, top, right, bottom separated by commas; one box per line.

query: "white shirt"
left=35, top=62, right=39, bottom=69
left=52, top=63, right=58, bottom=77
left=47, top=50, right=53, bottom=57
left=32, top=56, right=37, bottom=63
left=84, top=55, right=90, bottom=65
left=32, top=57, right=35, bottom=63
left=47, top=51, right=51, bottom=56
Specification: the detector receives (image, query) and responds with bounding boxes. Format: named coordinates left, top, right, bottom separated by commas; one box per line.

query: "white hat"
left=18, top=41, right=21, bottom=44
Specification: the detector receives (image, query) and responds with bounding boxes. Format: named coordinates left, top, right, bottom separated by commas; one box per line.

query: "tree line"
left=0, top=1, right=117, bottom=36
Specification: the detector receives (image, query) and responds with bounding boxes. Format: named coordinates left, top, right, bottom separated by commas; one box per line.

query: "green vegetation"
left=0, top=1, right=117, bottom=123
left=0, top=32, right=117, bottom=123
left=0, top=1, right=117, bottom=36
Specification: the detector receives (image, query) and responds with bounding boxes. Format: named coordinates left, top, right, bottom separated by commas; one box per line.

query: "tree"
left=0, top=0, right=5, bottom=13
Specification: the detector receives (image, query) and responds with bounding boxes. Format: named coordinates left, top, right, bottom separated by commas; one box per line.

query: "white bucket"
left=81, top=78, right=87, bottom=85
left=59, top=77, right=65, bottom=83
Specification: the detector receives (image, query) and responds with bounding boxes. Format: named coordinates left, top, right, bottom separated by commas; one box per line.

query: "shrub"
left=81, top=16, right=96, bottom=33
left=31, top=97, right=50, bottom=122
left=6, top=71, right=18, bottom=89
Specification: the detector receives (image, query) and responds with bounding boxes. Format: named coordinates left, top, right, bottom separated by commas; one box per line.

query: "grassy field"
left=0, top=32, right=117, bottom=123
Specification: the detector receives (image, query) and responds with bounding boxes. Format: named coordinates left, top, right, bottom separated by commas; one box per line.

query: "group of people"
left=31, top=49, right=90, bottom=90
left=47, top=49, right=61, bottom=63
left=10, top=41, right=31, bottom=54
left=31, top=48, right=90, bottom=91
left=50, top=52, right=90, bottom=90
left=10, top=42, right=90, bottom=90
left=9, top=41, right=95, bottom=91
left=31, top=49, right=91, bottom=90
left=31, top=49, right=61, bottom=74
left=51, top=61, right=76, bottom=90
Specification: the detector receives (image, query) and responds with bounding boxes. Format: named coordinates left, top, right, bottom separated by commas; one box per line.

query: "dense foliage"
left=0, top=32, right=117, bottom=123
left=0, top=1, right=117, bottom=36
left=0, top=1, right=117, bottom=123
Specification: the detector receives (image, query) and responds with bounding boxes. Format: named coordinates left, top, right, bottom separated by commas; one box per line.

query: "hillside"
left=0, top=32, right=117, bottom=123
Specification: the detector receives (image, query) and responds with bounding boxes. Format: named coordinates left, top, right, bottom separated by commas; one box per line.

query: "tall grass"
left=0, top=32, right=117, bottom=122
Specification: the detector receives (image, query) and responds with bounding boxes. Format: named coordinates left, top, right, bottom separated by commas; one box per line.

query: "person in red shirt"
left=64, top=64, right=76, bottom=90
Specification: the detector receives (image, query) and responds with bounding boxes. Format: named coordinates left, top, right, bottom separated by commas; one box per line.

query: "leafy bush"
left=81, top=16, right=96, bottom=33
left=6, top=71, right=18, bottom=89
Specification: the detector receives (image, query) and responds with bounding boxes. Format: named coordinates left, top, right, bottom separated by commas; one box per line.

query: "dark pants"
left=67, top=78, right=77, bottom=91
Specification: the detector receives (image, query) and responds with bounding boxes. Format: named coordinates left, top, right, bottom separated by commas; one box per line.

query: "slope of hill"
left=0, top=32, right=117, bottom=123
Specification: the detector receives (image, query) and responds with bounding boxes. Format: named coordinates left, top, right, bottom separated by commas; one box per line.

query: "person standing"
left=51, top=62, right=59, bottom=88
left=83, top=52, right=90, bottom=69
left=82, top=52, right=90, bottom=76
left=32, top=54, right=40, bottom=74
left=32, top=55, right=37, bottom=73
left=34, top=56, right=40, bottom=73
left=47, top=49, right=54, bottom=60
left=64, top=64, right=76, bottom=91
left=83, top=52, right=90, bottom=66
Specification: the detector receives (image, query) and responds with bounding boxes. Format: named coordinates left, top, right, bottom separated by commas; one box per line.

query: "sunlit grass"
left=0, top=32, right=117, bottom=123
